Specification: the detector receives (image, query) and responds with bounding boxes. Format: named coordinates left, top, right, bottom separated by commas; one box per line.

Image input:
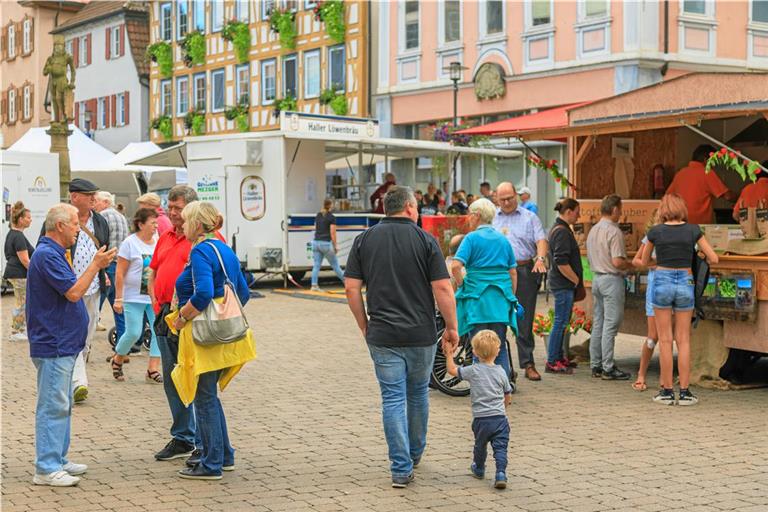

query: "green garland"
left=269, top=8, right=297, bottom=50
left=181, top=30, right=206, bottom=67
left=151, top=115, right=172, bottom=140
left=222, top=20, right=251, bottom=63
left=224, top=104, right=250, bottom=132
left=706, top=147, right=762, bottom=183
left=147, top=42, right=173, bottom=78
left=316, top=0, right=346, bottom=43
left=184, top=110, right=205, bottom=136
left=527, top=155, right=571, bottom=192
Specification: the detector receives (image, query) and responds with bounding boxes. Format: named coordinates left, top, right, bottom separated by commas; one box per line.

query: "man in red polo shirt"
left=148, top=185, right=201, bottom=462
left=667, top=144, right=737, bottom=225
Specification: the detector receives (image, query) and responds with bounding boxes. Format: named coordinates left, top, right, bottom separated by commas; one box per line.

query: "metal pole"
left=452, top=79, right=458, bottom=191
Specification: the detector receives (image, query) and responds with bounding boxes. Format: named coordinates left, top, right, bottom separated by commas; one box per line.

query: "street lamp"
left=443, top=61, right=468, bottom=190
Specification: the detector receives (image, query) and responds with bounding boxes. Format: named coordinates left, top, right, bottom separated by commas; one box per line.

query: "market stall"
left=468, top=72, right=768, bottom=386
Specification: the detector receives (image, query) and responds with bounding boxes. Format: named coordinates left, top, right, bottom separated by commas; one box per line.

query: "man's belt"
left=517, top=259, right=532, bottom=266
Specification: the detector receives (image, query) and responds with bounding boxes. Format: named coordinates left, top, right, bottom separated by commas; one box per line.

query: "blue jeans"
left=653, top=269, right=695, bottom=312
left=157, top=335, right=199, bottom=447
left=195, top=370, right=235, bottom=474
left=472, top=415, right=510, bottom=474
left=311, top=240, right=345, bottom=286
left=645, top=270, right=656, bottom=317
left=547, top=288, right=575, bottom=364
left=101, top=262, right=125, bottom=341
left=32, top=356, right=76, bottom=474
left=368, top=344, right=437, bottom=477
left=115, top=303, right=159, bottom=357
left=469, top=323, right=512, bottom=379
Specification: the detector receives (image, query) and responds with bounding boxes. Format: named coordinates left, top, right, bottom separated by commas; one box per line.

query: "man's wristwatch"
left=178, top=311, right=188, bottom=323
left=536, top=256, right=546, bottom=263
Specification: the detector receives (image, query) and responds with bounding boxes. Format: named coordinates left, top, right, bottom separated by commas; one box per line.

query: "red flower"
left=729, top=152, right=736, bottom=159
left=555, top=178, right=561, bottom=183
left=720, top=147, right=727, bottom=155
left=709, top=152, right=715, bottom=157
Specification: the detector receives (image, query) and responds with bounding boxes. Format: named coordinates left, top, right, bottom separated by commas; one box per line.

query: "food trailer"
left=132, top=112, right=520, bottom=283
left=469, top=72, right=768, bottom=386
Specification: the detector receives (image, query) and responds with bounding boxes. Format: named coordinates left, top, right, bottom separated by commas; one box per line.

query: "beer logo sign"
left=29, top=176, right=53, bottom=194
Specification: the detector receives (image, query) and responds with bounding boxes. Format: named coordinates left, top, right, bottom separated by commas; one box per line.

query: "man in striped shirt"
left=95, top=191, right=129, bottom=343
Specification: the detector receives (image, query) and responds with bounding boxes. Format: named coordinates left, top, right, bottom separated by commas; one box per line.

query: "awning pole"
left=682, top=121, right=768, bottom=174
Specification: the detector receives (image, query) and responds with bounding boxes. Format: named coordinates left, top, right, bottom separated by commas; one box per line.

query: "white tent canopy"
left=111, top=142, right=187, bottom=191
left=8, top=124, right=115, bottom=171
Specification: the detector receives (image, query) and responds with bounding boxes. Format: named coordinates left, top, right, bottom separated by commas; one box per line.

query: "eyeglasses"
left=497, top=195, right=516, bottom=203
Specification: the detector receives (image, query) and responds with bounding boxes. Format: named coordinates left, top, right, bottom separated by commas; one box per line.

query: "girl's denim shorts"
left=652, top=269, right=694, bottom=312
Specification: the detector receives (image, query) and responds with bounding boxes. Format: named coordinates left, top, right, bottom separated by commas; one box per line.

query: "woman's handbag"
left=190, top=241, right=250, bottom=345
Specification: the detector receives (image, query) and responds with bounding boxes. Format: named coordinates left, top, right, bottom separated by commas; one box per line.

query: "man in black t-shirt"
left=344, top=186, right=458, bottom=488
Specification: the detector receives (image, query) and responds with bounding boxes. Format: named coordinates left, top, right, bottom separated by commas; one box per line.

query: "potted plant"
left=222, top=19, right=250, bottom=63
left=314, top=0, right=346, bottom=43
left=146, top=41, right=173, bottom=78
left=319, top=88, right=348, bottom=116
left=268, top=7, right=297, bottom=49
left=224, top=103, right=250, bottom=132
left=151, top=115, right=173, bottom=140
left=181, top=30, right=206, bottom=67
left=271, top=95, right=297, bottom=118
left=184, top=109, right=205, bottom=136
left=533, top=310, right=554, bottom=346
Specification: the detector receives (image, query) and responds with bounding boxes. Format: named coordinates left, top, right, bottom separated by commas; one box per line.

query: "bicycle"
left=430, top=313, right=517, bottom=396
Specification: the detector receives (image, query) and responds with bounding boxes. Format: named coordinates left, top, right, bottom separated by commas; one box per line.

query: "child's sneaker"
left=678, top=388, right=699, bottom=406
left=494, top=472, right=507, bottom=489
left=653, top=387, right=676, bottom=405
left=470, top=462, right=484, bottom=479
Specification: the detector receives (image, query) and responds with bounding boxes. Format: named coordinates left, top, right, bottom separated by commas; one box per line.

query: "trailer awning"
left=128, top=142, right=187, bottom=167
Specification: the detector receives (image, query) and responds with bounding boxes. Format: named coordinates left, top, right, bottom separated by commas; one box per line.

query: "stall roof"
left=501, top=72, right=768, bottom=140
left=456, top=102, right=591, bottom=137
left=8, top=125, right=115, bottom=170
left=129, top=142, right=187, bottom=167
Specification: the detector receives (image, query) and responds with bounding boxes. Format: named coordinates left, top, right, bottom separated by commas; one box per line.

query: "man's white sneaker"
left=33, top=470, right=80, bottom=487
left=63, top=462, right=88, bottom=475
left=9, top=332, right=28, bottom=342
left=310, top=285, right=323, bottom=292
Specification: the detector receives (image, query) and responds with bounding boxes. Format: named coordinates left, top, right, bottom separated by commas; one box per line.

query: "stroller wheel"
left=108, top=327, right=117, bottom=349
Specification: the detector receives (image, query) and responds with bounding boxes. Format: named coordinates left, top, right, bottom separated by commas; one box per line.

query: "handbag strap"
left=202, top=240, right=234, bottom=286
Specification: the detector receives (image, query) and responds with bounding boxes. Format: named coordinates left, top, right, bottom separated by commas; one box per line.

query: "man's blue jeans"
left=311, top=240, right=345, bottom=286
left=469, top=323, right=512, bottom=379
left=101, top=261, right=125, bottom=341
left=368, top=344, right=437, bottom=478
left=195, top=370, right=235, bottom=474
left=547, top=288, right=575, bottom=365
left=157, top=335, right=199, bottom=447
left=32, top=355, right=76, bottom=474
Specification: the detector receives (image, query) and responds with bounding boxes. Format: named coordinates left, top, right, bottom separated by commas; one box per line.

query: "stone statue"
left=43, top=35, right=76, bottom=123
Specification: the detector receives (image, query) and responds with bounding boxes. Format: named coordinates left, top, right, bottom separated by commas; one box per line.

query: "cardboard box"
left=701, top=224, right=745, bottom=253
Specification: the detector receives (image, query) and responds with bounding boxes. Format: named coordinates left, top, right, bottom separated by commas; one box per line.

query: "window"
left=404, top=1, right=419, bottom=50
left=65, top=39, right=73, bottom=57
left=192, top=0, right=205, bottom=31
left=160, top=3, right=172, bottom=40
left=211, top=68, right=225, bottom=111
left=753, top=0, right=768, bottom=23
left=8, top=89, right=16, bottom=122
left=236, top=64, right=250, bottom=105
left=444, top=0, right=460, bottom=43
left=117, top=93, right=126, bottom=126
left=98, top=97, right=106, bottom=128
left=262, top=0, right=276, bottom=20
left=177, top=0, right=188, bottom=39
left=176, top=75, right=189, bottom=116
left=235, top=0, right=249, bottom=21
left=111, top=27, right=121, bottom=58
left=283, top=0, right=298, bottom=11
left=78, top=100, right=86, bottom=128
left=261, top=59, right=276, bottom=104
left=328, top=45, right=345, bottom=91
left=23, top=19, right=31, bottom=54
left=585, top=0, right=608, bottom=18
left=23, top=86, right=31, bottom=120
left=160, top=79, right=172, bottom=116
left=304, top=50, right=320, bottom=98
left=282, top=55, right=297, bottom=98
left=532, top=0, right=551, bottom=26
left=211, top=0, right=224, bottom=32
left=486, top=1, right=503, bottom=34
left=7, top=24, right=15, bottom=58
left=683, top=0, right=706, bottom=15
left=193, top=73, right=206, bottom=111
left=79, top=36, right=88, bottom=67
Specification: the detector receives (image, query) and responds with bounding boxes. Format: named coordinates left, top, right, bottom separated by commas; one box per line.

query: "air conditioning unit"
left=223, top=140, right=263, bottom=166
left=246, top=246, right=282, bottom=270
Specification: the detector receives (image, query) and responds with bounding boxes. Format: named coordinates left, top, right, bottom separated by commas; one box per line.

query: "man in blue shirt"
left=518, top=187, right=539, bottom=215
left=27, top=204, right=115, bottom=487
left=492, top=183, right=549, bottom=382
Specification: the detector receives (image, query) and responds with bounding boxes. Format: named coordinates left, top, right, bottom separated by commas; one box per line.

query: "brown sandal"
left=145, top=370, right=163, bottom=384
left=109, top=357, right=125, bottom=382
left=632, top=381, right=647, bottom=391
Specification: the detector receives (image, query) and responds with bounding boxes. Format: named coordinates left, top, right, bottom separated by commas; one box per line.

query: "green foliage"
left=706, top=147, right=762, bottom=183
left=151, top=115, right=172, bottom=140
left=181, top=30, right=206, bottom=67
left=224, top=103, right=250, bottom=132
left=147, top=42, right=173, bottom=78
left=317, top=0, right=346, bottom=43
left=235, top=113, right=249, bottom=132
left=319, top=88, right=337, bottom=105
left=184, top=110, right=205, bottom=136
left=329, top=94, right=348, bottom=116
left=269, top=8, right=297, bottom=49
left=273, top=95, right=298, bottom=116
left=222, top=20, right=251, bottom=63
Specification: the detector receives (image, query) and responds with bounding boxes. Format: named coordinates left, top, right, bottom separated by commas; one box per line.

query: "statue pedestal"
left=47, top=122, right=73, bottom=201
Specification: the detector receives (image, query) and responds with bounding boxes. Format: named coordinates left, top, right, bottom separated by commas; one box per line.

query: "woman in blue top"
left=171, top=202, right=250, bottom=480
left=451, top=198, right=519, bottom=380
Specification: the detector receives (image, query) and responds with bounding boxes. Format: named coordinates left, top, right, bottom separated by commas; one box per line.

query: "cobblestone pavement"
left=2, top=291, right=767, bottom=512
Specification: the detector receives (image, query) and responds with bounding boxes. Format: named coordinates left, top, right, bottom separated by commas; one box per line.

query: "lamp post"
left=443, top=61, right=467, bottom=191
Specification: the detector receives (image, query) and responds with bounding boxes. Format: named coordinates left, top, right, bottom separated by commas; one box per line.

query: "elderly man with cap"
left=43, top=178, right=112, bottom=403
left=518, top=187, right=538, bottom=215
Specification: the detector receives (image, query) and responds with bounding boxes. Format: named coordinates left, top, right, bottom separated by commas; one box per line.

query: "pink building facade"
left=372, top=0, right=768, bottom=224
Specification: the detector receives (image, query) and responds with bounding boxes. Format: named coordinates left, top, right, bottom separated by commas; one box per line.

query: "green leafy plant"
left=706, top=147, right=762, bottom=183
left=151, top=115, right=172, bottom=140
left=147, top=41, right=173, bottom=78
left=184, top=110, right=205, bottom=136
left=271, top=95, right=297, bottom=117
left=527, top=155, right=571, bottom=192
left=314, top=0, right=346, bottom=43
left=269, top=8, right=297, bottom=49
left=224, top=103, right=250, bottom=132
left=181, top=30, right=206, bottom=67
left=222, top=20, right=251, bottom=63
left=319, top=88, right=348, bottom=115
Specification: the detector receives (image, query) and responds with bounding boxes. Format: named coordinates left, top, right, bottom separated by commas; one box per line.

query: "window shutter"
left=1, top=91, right=6, bottom=125
left=105, top=27, right=111, bottom=59
left=17, top=87, right=23, bottom=120
left=104, top=95, right=110, bottom=127
left=1, top=29, right=6, bottom=61
left=124, top=91, right=130, bottom=125
left=15, top=22, right=22, bottom=55
left=111, top=94, right=117, bottom=127
left=86, top=33, right=92, bottom=65
left=119, top=25, right=126, bottom=57
left=74, top=101, right=80, bottom=127
left=88, top=98, right=97, bottom=127
left=73, top=36, right=79, bottom=67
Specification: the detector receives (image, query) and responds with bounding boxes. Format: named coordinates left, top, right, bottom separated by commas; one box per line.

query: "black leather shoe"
left=178, top=464, right=222, bottom=480
left=601, top=367, right=631, bottom=380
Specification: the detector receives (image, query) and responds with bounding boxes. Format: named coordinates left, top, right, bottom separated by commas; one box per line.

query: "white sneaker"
left=96, top=322, right=107, bottom=332
left=33, top=470, right=80, bottom=487
left=63, top=462, right=88, bottom=475
left=310, top=285, right=323, bottom=292
left=10, top=332, right=28, bottom=342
